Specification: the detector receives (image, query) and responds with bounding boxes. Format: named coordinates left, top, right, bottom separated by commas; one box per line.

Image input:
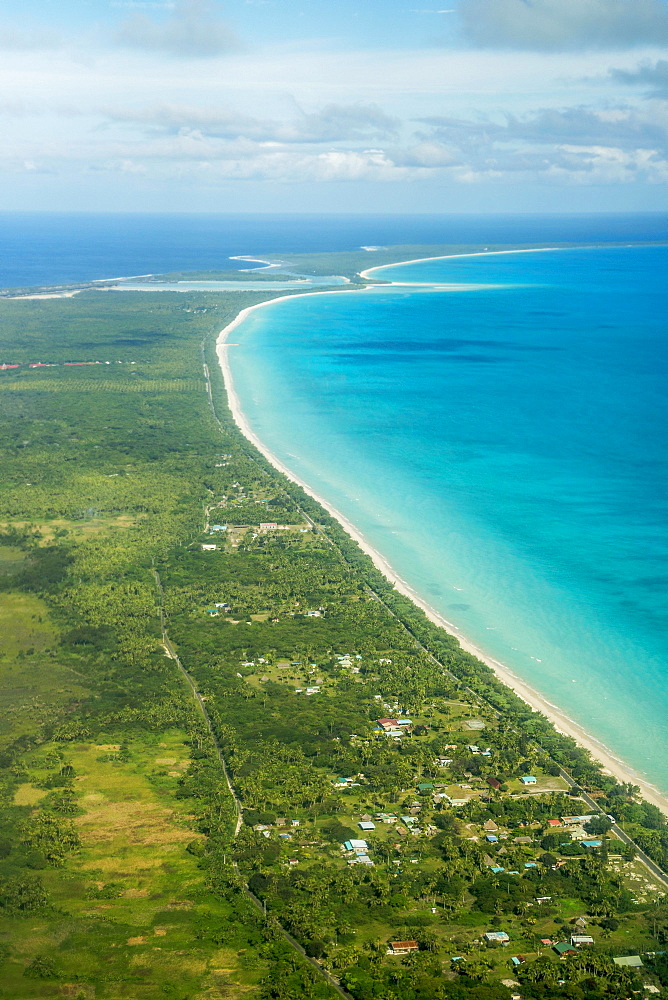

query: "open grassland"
left=0, top=591, right=88, bottom=747
left=0, top=728, right=265, bottom=999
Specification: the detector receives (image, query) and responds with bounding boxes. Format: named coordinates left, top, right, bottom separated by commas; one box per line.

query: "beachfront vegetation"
left=0, top=280, right=668, bottom=999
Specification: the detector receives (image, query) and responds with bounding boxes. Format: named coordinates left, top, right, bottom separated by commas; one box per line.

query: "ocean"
left=1, top=210, right=667, bottom=792
left=228, top=241, right=668, bottom=794
left=1, top=210, right=667, bottom=289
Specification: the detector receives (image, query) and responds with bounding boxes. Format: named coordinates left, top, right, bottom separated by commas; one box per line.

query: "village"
left=113, top=438, right=665, bottom=999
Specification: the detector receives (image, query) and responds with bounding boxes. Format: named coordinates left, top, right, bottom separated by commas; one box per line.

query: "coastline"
left=215, top=281, right=668, bottom=819
left=359, top=245, right=565, bottom=281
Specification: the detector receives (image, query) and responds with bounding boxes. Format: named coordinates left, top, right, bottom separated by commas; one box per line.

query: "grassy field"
left=0, top=728, right=265, bottom=999
left=0, top=590, right=88, bottom=747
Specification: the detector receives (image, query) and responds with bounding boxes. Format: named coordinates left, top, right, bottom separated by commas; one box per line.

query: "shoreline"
left=215, top=270, right=668, bottom=819
left=359, top=245, right=567, bottom=281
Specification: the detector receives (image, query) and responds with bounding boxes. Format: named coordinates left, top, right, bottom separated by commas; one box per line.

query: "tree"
left=0, top=874, right=48, bottom=913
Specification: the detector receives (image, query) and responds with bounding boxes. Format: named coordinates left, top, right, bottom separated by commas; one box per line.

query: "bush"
left=24, top=955, right=58, bottom=979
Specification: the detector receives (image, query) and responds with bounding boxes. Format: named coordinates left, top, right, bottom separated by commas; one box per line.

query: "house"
left=524, top=862, right=538, bottom=869
left=201, top=544, right=217, bottom=551
left=483, top=820, right=499, bottom=832
left=487, top=777, right=502, bottom=790
left=519, top=776, right=537, bottom=785
left=485, top=834, right=499, bottom=843
left=553, top=942, right=577, bottom=957
left=561, top=815, right=594, bottom=825
left=491, top=866, right=505, bottom=874
left=613, top=956, right=644, bottom=968
left=510, top=956, right=526, bottom=967
left=417, top=782, right=434, bottom=794
left=209, top=524, right=228, bottom=532
left=332, top=777, right=355, bottom=789
left=377, top=718, right=399, bottom=730
left=571, top=935, right=594, bottom=947
left=484, top=931, right=510, bottom=944
left=358, top=821, right=376, bottom=831
left=396, top=719, right=412, bottom=727
left=388, top=941, right=419, bottom=955
left=343, top=839, right=368, bottom=851
left=205, top=609, right=220, bottom=616
left=259, top=522, right=278, bottom=530
left=535, top=896, right=552, bottom=904
left=548, top=819, right=562, bottom=828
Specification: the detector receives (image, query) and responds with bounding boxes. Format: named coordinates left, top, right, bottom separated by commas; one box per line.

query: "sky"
left=2, top=0, right=668, bottom=213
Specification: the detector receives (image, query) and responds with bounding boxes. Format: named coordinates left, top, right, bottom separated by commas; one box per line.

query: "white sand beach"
left=216, top=288, right=668, bottom=819
left=359, top=246, right=567, bottom=281
left=8, top=290, right=82, bottom=300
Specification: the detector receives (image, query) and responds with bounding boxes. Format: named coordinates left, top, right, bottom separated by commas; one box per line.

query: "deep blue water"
left=1, top=210, right=667, bottom=289
left=229, top=241, right=668, bottom=793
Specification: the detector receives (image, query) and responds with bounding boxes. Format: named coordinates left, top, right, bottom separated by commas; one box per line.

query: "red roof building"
left=388, top=941, right=419, bottom=955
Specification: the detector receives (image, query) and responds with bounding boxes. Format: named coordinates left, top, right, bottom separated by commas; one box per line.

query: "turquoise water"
left=228, top=244, right=668, bottom=792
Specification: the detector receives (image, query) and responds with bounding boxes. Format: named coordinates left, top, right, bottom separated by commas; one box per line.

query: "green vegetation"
left=0, top=276, right=667, bottom=999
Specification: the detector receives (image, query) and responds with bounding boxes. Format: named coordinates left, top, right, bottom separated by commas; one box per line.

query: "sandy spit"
left=215, top=281, right=668, bottom=819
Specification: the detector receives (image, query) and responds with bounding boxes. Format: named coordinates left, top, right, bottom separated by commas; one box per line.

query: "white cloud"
left=102, top=101, right=399, bottom=144
left=422, top=102, right=668, bottom=154
left=114, top=0, right=240, bottom=57
left=392, top=140, right=460, bottom=167
left=458, top=0, right=668, bottom=51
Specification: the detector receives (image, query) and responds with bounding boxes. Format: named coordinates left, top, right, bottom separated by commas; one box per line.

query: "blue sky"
left=2, top=0, right=668, bottom=212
